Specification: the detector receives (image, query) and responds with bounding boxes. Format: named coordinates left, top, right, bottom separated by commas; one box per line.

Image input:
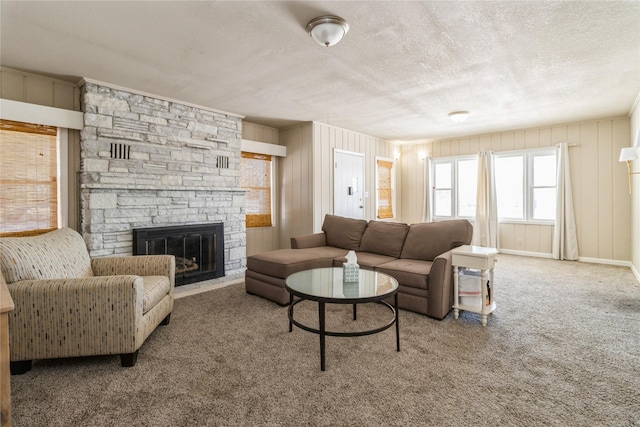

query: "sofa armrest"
left=427, top=250, right=454, bottom=320
left=290, top=232, right=327, bottom=249
left=92, top=255, right=175, bottom=287
left=7, top=276, right=145, bottom=359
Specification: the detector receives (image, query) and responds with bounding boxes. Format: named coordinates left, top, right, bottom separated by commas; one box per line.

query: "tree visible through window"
left=0, top=119, right=58, bottom=236
left=376, top=158, right=394, bottom=219
left=240, top=151, right=273, bottom=228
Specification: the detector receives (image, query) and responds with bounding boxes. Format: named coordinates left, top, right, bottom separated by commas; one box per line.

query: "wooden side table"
left=452, top=245, right=498, bottom=326
left=1, top=276, right=14, bottom=427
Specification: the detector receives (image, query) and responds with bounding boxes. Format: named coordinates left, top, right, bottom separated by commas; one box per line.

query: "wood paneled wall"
left=0, top=67, right=80, bottom=111
left=242, top=122, right=282, bottom=256
left=279, top=122, right=397, bottom=249
left=400, top=117, right=632, bottom=261
left=629, top=109, right=640, bottom=275
left=279, top=123, right=314, bottom=248
left=311, top=122, right=397, bottom=232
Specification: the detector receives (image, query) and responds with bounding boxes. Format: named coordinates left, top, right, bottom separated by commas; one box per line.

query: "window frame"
left=0, top=120, right=69, bottom=237
left=240, top=151, right=275, bottom=228
left=375, top=156, right=396, bottom=220
left=495, top=148, right=557, bottom=225
left=431, top=154, right=478, bottom=220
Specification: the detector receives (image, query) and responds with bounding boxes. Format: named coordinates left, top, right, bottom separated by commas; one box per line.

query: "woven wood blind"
left=0, top=119, right=58, bottom=237
left=241, top=152, right=272, bottom=228
left=376, top=159, right=394, bottom=219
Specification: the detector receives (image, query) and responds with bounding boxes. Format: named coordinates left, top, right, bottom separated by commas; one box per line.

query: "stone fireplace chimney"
left=79, top=80, right=246, bottom=280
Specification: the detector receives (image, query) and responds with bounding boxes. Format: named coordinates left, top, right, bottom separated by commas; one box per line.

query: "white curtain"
left=473, top=151, right=498, bottom=248
left=422, top=156, right=432, bottom=222
left=552, top=143, right=579, bottom=260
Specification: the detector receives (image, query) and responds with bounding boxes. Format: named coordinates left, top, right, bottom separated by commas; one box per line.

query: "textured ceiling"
left=1, top=1, right=639, bottom=142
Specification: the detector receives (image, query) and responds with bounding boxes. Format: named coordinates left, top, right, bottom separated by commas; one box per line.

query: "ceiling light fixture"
left=448, top=111, right=470, bottom=123
left=306, top=15, right=349, bottom=47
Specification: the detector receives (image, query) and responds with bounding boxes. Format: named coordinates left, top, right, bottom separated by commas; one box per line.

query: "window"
left=495, top=149, right=556, bottom=222
left=432, top=156, right=478, bottom=219
left=0, top=119, right=58, bottom=237
left=376, top=157, right=395, bottom=219
left=240, top=151, right=273, bottom=228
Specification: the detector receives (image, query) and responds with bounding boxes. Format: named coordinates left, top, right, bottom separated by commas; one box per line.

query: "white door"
left=334, top=149, right=365, bottom=219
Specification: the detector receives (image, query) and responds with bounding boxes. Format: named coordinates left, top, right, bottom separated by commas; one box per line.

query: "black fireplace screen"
left=133, top=223, right=225, bottom=286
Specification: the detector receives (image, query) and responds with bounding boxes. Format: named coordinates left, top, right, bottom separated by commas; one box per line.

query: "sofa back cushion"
left=359, top=221, right=409, bottom=258
left=322, top=214, right=368, bottom=250
left=0, top=227, right=94, bottom=284
left=400, top=220, right=473, bottom=261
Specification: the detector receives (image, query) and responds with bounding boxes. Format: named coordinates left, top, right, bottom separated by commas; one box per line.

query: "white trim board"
left=241, top=139, right=286, bottom=157
left=0, top=98, right=83, bottom=130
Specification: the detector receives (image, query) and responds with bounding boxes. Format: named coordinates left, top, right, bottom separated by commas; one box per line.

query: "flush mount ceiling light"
left=448, top=111, right=470, bottom=123
left=306, top=15, right=349, bottom=47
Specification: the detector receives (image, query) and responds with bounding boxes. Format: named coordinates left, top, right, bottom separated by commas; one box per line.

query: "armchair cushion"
left=143, top=276, right=172, bottom=314
left=0, top=228, right=93, bottom=284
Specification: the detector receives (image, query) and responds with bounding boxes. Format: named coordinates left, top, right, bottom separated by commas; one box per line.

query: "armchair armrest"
left=290, top=232, right=327, bottom=249
left=8, top=276, right=145, bottom=359
left=92, top=255, right=175, bottom=287
left=427, top=250, right=454, bottom=320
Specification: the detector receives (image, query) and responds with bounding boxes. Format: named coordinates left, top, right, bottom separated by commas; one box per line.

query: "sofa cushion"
left=400, top=220, right=473, bottom=261
left=376, top=258, right=433, bottom=290
left=359, top=221, right=409, bottom=258
left=247, top=247, right=347, bottom=279
left=322, top=214, right=368, bottom=250
left=0, top=227, right=94, bottom=284
left=334, top=252, right=397, bottom=269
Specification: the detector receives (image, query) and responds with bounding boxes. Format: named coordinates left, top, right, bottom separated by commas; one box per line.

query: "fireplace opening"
left=133, top=223, right=225, bottom=286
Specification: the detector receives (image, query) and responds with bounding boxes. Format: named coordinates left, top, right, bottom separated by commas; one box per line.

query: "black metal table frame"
left=285, top=286, right=400, bottom=371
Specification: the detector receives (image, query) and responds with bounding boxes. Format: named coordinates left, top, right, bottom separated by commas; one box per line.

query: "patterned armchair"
left=0, top=228, right=175, bottom=374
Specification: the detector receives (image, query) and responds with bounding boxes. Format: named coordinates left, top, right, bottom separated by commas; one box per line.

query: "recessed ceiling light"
left=448, top=111, right=470, bottom=123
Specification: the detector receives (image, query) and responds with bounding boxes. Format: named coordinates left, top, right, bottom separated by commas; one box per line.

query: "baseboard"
left=630, top=263, right=640, bottom=284
left=499, top=249, right=554, bottom=259
left=577, top=256, right=632, bottom=267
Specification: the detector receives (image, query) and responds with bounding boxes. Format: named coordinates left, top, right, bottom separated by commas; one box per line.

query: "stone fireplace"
left=79, top=80, right=246, bottom=282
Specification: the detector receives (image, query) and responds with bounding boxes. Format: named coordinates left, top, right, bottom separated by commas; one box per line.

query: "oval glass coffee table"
left=285, top=267, right=400, bottom=371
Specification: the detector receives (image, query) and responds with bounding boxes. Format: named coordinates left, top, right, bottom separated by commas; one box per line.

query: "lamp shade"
left=306, top=16, right=349, bottom=47
left=619, top=147, right=638, bottom=162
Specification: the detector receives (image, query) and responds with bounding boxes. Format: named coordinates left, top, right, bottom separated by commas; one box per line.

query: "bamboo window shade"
left=0, top=119, right=58, bottom=237
left=376, top=159, right=394, bottom=219
left=241, top=152, right=272, bottom=228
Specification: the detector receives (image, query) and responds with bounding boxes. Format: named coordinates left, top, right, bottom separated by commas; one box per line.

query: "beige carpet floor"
left=9, top=255, right=640, bottom=426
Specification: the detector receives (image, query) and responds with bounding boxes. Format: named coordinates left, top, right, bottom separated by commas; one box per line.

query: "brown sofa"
left=245, top=214, right=472, bottom=319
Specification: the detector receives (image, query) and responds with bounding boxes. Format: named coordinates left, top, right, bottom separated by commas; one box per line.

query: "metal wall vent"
left=110, top=143, right=131, bottom=160
left=216, top=155, right=230, bottom=169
